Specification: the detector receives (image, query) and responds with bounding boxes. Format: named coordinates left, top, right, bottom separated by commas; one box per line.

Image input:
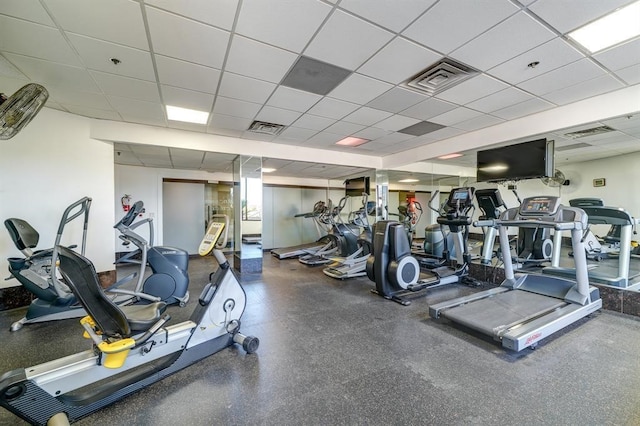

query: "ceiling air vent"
left=555, top=142, right=592, bottom=152
left=248, top=120, right=286, bottom=136
left=564, top=125, right=615, bottom=138
left=405, top=59, right=479, bottom=96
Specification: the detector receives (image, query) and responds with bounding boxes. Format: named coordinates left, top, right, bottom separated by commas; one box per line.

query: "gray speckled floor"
left=1, top=254, right=640, bottom=425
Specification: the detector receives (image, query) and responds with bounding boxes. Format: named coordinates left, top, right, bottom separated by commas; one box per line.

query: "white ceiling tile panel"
left=429, top=107, right=483, bottom=126
left=276, top=126, right=318, bottom=141
left=343, top=107, right=393, bottom=126
left=491, top=97, right=555, bottom=120
left=107, top=95, right=165, bottom=122
left=1, top=0, right=55, bottom=26
left=453, top=114, right=505, bottom=131
left=518, top=58, right=605, bottom=96
left=615, top=64, right=640, bottom=85
left=235, top=0, right=332, bottom=53
left=154, top=55, right=220, bottom=94
left=451, top=12, right=556, bottom=71
left=307, top=97, right=360, bottom=119
left=329, top=73, right=393, bottom=104
left=420, top=126, right=465, bottom=141
left=304, top=10, right=395, bottom=71
left=292, top=114, right=336, bottom=131
left=0, top=63, right=28, bottom=82
left=595, top=38, right=640, bottom=72
left=63, top=104, right=121, bottom=121
left=68, top=34, right=156, bottom=81
left=0, top=16, right=82, bottom=66
left=146, top=7, right=230, bottom=69
left=4, top=53, right=99, bottom=92
left=304, top=131, right=343, bottom=147
left=352, top=127, right=391, bottom=140
left=488, top=38, right=585, bottom=85
left=145, top=0, right=238, bottom=31
left=213, top=97, right=262, bottom=119
left=267, top=87, right=322, bottom=113
left=255, top=106, right=302, bottom=126
left=374, top=115, right=420, bottom=132
left=45, top=0, right=148, bottom=50
left=46, top=87, right=112, bottom=110
left=339, top=0, right=437, bottom=33
left=399, top=98, right=457, bottom=120
left=114, top=151, right=143, bottom=165
left=366, top=87, right=426, bottom=113
left=130, top=145, right=170, bottom=155
left=466, top=87, right=535, bottom=113
left=90, top=71, right=160, bottom=102
left=324, top=121, right=366, bottom=136
left=218, top=72, right=276, bottom=104
left=541, top=75, right=624, bottom=106
left=528, top=0, right=632, bottom=34
left=161, top=85, right=215, bottom=111
left=358, top=37, right=441, bottom=85
left=435, top=74, right=510, bottom=105
left=170, top=148, right=205, bottom=162
left=209, top=114, right=252, bottom=131
left=225, top=36, right=298, bottom=83
left=403, top=0, right=518, bottom=54
left=371, top=131, right=414, bottom=144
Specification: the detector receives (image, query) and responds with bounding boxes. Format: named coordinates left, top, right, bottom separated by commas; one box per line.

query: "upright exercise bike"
left=0, top=219, right=259, bottom=425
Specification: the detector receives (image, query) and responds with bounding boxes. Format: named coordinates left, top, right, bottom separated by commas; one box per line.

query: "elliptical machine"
left=4, top=197, right=92, bottom=331
left=112, top=200, right=190, bottom=306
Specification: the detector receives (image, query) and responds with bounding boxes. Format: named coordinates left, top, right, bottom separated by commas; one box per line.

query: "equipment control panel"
left=519, top=196, right=561, bottom=216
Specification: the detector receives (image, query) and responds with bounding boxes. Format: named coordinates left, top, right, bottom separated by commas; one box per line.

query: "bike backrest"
left=57, top=246, right=131, bottom=339
left=4, top=218, right=39, bottom=251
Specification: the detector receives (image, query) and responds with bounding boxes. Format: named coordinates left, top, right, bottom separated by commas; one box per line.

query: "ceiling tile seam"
left=143, top=4, right=234, bottom=34
left=139, top=2, right=169, bottom=127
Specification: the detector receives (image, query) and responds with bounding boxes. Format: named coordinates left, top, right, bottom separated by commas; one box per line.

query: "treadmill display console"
left=519, top=196, right=560, bottom=216
left=447, top=188, right=474, bottom=209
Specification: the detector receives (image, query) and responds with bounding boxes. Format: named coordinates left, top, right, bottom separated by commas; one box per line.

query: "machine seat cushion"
left=120, top=302, right=167, bottom=331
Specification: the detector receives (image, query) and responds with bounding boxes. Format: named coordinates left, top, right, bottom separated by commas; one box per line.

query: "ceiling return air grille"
left=564, top=125, right=615, bottom=138
left=247, top=120, right=286, bottom=136
left=405, top=59, right=479, bottom=96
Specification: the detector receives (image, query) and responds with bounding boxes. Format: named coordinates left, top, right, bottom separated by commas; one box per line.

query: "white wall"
left=0, top=109, right=115, bottom=284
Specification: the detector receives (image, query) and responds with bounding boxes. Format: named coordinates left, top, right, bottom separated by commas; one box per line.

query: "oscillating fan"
left=0, top=83, right=49, bottom=140
left=540, top=169, right=567, bottom=187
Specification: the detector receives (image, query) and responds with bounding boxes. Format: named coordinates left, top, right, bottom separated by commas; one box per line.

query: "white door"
left=163, top=181, right=205, bottom=254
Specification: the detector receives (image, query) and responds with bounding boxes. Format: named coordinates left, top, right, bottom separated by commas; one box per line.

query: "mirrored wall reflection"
left=232, top=155, right=263, bottom=273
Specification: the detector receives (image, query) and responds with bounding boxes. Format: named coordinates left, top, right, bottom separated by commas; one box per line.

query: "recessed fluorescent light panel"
left=336, top=137, right=369, bottom=147
left=166, top=105, right=209, bottom=124
left=568, top=1, right=640, bottom=53
left=438, top=153, right=463, bottom=160
left=398, top=178, right=419, bottom=183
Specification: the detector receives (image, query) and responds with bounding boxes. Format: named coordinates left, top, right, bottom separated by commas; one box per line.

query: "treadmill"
left=429, top=196, right=602, bottom=351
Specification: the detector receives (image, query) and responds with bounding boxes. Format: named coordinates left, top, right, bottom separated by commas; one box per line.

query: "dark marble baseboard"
left=233, top=254, right=262, bottom=274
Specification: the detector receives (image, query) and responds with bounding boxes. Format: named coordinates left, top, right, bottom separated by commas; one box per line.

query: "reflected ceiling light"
left=261, top=167, right=276, bottom=173
left=399, top=178, right=419, bottom=183
left=166, top=105, right=209, bottom=124
left=568, top=1, right=640, bottom=53
left=478, top=164, right=509, bottom=173
left=336, top=136, right=369, bottom=146
left=438, top=153, right=463, bottom=160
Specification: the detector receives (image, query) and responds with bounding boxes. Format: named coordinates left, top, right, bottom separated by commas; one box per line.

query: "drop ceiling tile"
left=366, top=87, right=426, bottom=113
left=276, top=126, right=318, bottom=141
left=90, top=71, right=160, bottom=102
left=491, top=97, right=555, bottom=120
left=358, top=37, right=441, bottom=85
left=145, top=0, right=238, bottom=30
left=0, top=59, right=28, bottom=80
left=403, top=0, right=517, bottom=54
left=208, top=114, right=252, bottom=131
left=466, top=87, right=534, bottom=113
left=266, top=86, right=322, bottom=113
left=435, top=74, right=509, bottom=105
left=218, top=72, right=276, bottom=104
left=429, top=107, right=483, bottom=126
left=0, top=16, right=82, bottom=66
left=421, top=126, right=465, bottom=141
left=454, top=114, right=505, bottom=131
left=324, top=121, right=366, bottom=136
left=399, top=98, right=457, bottom=120
left=46, top=87, right=112, bottom=110
left=214, top=97, right=261, bottom=119
left=375, top=115, right=420, bottom=132
left=3, top=53, right=99, bottom=93
left=451, top=12, right=556, bottom=71
left=488, top=38, right=585, bottom=85
left=154, top=55, right=220, bottom=94
left=594, top=38, right=640, bottom=72
left=235, top=0, right=332, bottom=53
left=304, top=131, right=343, bottom=148
left=255, top=106, right=302, bottom=126
left=518, top=58, right=605, bottom=96
left=343, top=107, right=393, bottom=126
left=352, top=127, right=391, bottom=140
left=292, top=114, right=336, bottom=131
left=146, top=7, right=229, bottom=68
left=131, top=145, right=169, bottom=156
left=161, top=85, right=215, bottom=112
left=63, top=104, right=121, bottom=120
left=339, top=0, right=436, bottom=33
left=616, top=64, right=640, bottom=85
left=115, top=152, right=144, bottom=166
left=68, top=34, right=156, bottom=81
left=225, top=35, right=298, bottom=83
left=542, top=75, right=624, bottom=106
left=307, top=97, right=360, bottom=119
left=371, top=131, right=414, bottom=145
left=107, top=95, right=166, bottom=123
left=528, top=0, right=631, bottom=34
left=170, top=147, right=205, bottom=160
left=45, top=0, right=148, bottom=50
left=329, top=73, right=393, bottom=104
left=305, top=10, right=394, bottom=71
left=1, top=0, right=55, bottom=26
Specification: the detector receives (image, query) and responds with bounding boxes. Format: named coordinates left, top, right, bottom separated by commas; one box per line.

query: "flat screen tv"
left=476, top=138, right=554, bottom=183
left=345, top=176, right=370, bottom=197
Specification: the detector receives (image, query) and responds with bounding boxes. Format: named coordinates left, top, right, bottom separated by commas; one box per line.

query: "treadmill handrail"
left=494, top=219, right=585, bottom=231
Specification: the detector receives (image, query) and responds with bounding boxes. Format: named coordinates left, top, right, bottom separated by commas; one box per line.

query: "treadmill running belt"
left=441, top=291, right=565, bottom=337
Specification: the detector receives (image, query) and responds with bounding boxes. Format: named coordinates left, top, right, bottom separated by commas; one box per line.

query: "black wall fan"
left=0, top=83, right=49, bottom=140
